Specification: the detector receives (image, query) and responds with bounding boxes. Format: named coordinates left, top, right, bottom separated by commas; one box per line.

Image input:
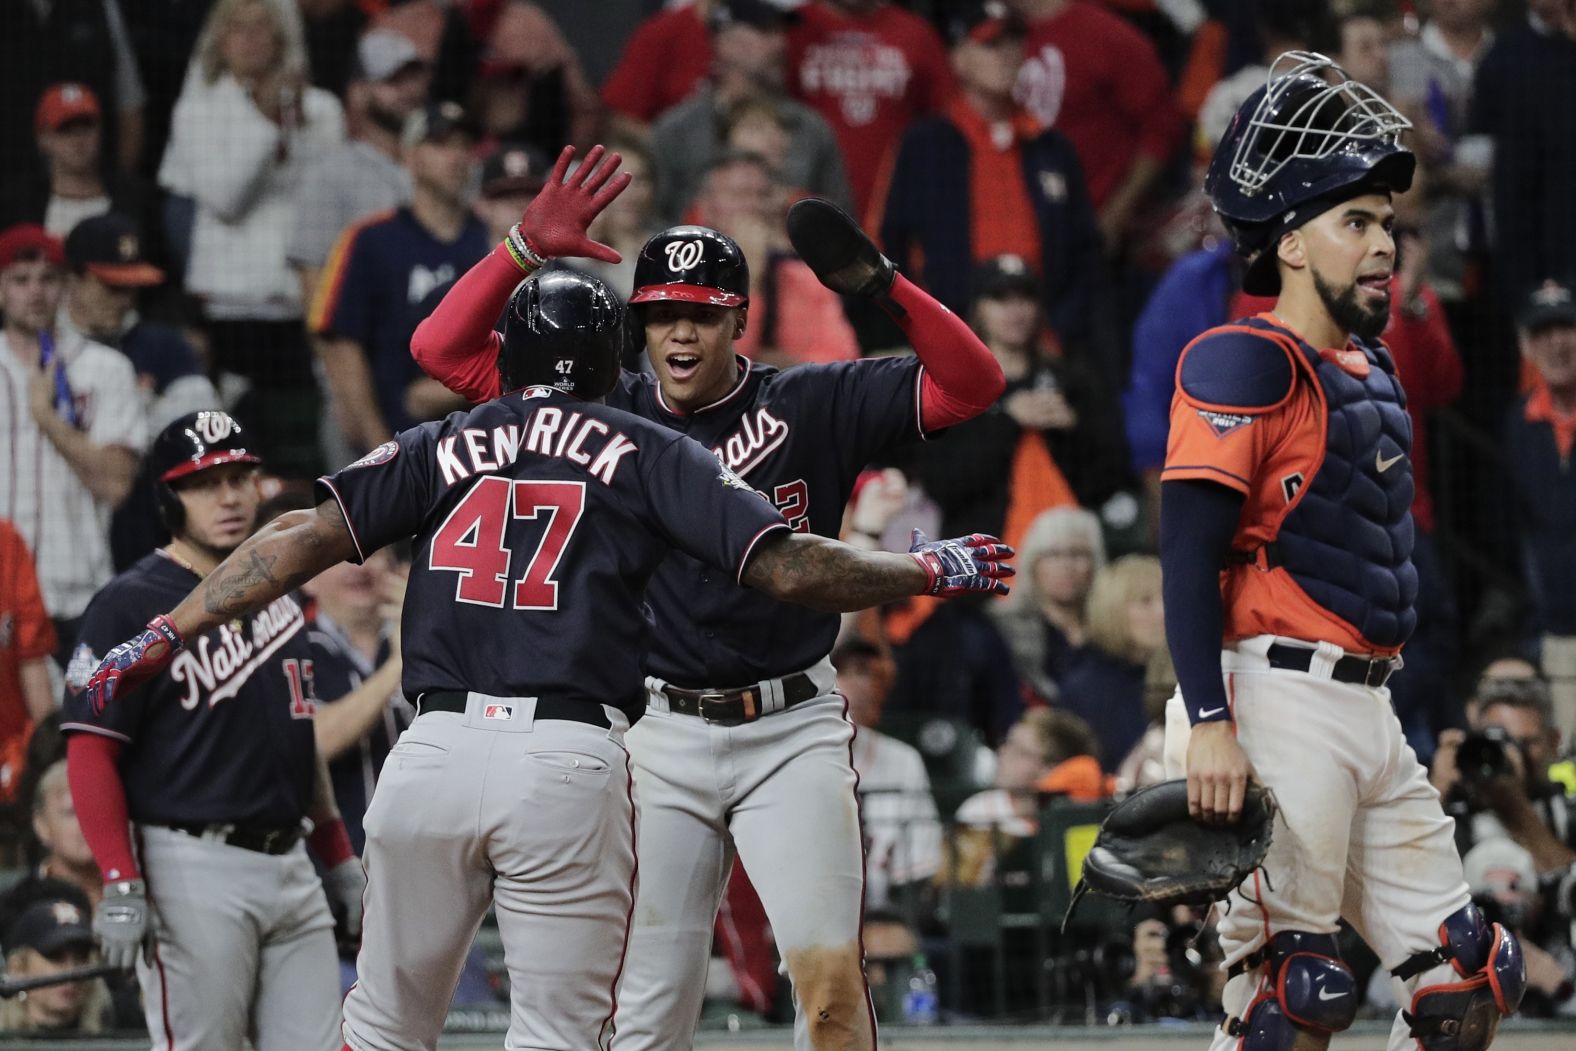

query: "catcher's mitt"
left=1065, top=779, right=1275, bottom=926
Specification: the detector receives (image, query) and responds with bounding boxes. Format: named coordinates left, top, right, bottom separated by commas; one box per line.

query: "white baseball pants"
left=1164, top=635, right=1471, bottom=1051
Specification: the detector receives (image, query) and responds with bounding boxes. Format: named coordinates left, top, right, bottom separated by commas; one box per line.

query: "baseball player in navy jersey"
left=1160, top=54, right=1523, bottom=1050
left=412, top=145, right=1008, bottom=1049
left=74, top=258, right=1011, bottom=1051
left=59, top=410, right=365, bottom=1051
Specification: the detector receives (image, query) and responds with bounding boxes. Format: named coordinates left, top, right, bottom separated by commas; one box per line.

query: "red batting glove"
left=518, top=144, right=633, bottom=264
left=87, top=615, right=184, bottom=716
left=908, top=530, right=1016, bottom=598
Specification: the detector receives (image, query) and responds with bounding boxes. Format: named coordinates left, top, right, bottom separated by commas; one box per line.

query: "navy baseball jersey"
left=60, top=552, right=319, bottom=826
left=308, top=613, right=409, bottom=854
left=608, top=355, right=925, bottom=686
left=316, top=387, right=791, bottom=718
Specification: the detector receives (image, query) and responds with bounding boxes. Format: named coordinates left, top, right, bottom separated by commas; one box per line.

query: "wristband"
left=308, top=817, right=354, bottom=867
left=505, top=224, right=548, bottom=272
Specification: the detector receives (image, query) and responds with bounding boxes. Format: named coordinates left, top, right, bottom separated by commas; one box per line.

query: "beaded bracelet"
left=504, top=223, right=548, bottom=273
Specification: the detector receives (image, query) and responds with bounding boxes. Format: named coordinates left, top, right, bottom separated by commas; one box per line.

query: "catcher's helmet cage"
left=629, top=226, right=750, bottom=309
left=1206, top=51, right=1414, bottom=295
left=497, top=269, right=625, bottom=400
left=152, top=410, right=262, bottom=532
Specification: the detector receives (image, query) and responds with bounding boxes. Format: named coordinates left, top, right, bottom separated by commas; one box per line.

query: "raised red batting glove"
left=87, top=615, right=184, bottom=716
left=908, top=529, right=1015, bottom=598
left=517, top=144, right=633, bottom=263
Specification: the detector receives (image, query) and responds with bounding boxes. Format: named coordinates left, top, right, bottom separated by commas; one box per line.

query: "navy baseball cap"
left=1519, top=279, right=1576, bottom=332
left=401, top=101, right=480, bottom=150
left=480, top=142, right=550, bottom=198
left=945, top=0, right=1027, bottom=46
left=6, top=898, right=95, bottom=958
left=711, top=0, right=798, bottom=33
left=65, top=212, right=165, bottom=287
left=971, top=254, right=1039, bottom=302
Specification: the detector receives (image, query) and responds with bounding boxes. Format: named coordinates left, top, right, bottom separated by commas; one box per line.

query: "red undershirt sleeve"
left=409, top=245, right=520, bottom=403
left=67, top=733, right=139, bottom=883
left=883, top=273, right=1006, bottom=430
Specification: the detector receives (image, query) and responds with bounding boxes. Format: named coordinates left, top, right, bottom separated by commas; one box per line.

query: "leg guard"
left=1393, top=904, right=1526, bottom=1051
left=1225, top=931, right=1359, bottom=1049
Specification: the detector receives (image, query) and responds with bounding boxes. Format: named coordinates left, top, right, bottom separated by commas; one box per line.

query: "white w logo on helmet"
left=194, top=412, right=235, bottom=444
left=664, top=239, right=705, bottom=272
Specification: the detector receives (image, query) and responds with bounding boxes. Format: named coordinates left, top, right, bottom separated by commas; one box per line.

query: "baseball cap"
left=35, top=82, right=101, bottom=134
left=356, top=28, right=426, bottom=82
left=971, top=254, right=1039, bottom=301
left=944, top=0, right=1027, bottom=46
left=1519, top=278, right=1576, bottom=332
left=5, top=898, right=95, bottom=959
left=480, top=142, right=550, bottom=198
left=65, top=213, right=165, bottom=287
left=0, top=224, right=65, bottom=271
left=711, top=0, right=798, bottom=33
left=401, top=101, right=480, bottom=151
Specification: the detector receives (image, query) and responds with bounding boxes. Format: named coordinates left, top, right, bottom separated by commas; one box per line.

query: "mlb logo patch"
left=483, top=703, right=514, bottom=721
left=1196, top=409, right=1254, bottom=438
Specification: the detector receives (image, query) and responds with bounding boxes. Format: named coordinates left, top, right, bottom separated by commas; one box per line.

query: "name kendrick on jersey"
left=437, top=404, right=638, bottom=488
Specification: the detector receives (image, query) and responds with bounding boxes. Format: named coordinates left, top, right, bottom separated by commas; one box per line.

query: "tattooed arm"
left=169, top=500, right=359, bottom=638
left=742, top=530, right=1013, bottom=611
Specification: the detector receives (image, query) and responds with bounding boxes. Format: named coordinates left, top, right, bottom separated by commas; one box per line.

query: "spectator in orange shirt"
left=0, top=521, right=55, bottom=805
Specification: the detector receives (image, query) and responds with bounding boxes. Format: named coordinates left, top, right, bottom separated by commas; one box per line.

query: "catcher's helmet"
left=497, top=269, right=625, bottom=399
left=629, top=226, right=749, bottom=309
left=1206, top=51, right=1414, bottom=295
left=152, top=410, right=262, bottom=532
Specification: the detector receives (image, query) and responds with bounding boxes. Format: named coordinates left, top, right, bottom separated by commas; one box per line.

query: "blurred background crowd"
left=2, top=0, right=1576, bottom=1036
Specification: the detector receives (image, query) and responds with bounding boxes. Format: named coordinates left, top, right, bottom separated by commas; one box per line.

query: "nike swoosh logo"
left=1375, top=450, right=1404, bottom=473
left=1318, top=988, right=1347, bottom=1001
left=1197, top=706, right=1226, bottom=718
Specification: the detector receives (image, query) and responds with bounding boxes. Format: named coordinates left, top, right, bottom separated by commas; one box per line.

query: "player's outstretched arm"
left=81, top=500, right=358, bottom=714
left=743, top=529, right=1013, bottom=612
left=411, top=144, right=630, bottom=402
left=786, top=198, right=1005, bottom=429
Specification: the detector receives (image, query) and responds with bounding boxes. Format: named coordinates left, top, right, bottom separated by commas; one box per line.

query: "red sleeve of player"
left=67, top=733, right=139, bottom=882
left=883, top=273, right=1005, bottom=429
left=1107, top=16, right=1183, bottom=163
left=409, top=246, right=517, bottom=403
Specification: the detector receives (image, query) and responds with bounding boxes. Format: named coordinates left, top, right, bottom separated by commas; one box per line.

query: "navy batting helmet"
left=629, top=227, right=749, bottom=309
left=1206, top=51, right=1414, bottom=295
left=498, top=269, right=625, bottom=399
left=151, top=410, right=262, bottom=531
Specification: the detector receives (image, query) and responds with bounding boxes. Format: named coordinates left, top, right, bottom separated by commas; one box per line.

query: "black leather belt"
left=1266, top=643, right=1399, bottom=689
left=160, top=822, right=302, bottom=855
left=662, top=672, right=820, bottom=726
left=417, top=690, right=612, bottom=729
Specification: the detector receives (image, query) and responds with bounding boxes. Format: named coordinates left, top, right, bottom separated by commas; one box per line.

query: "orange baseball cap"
left=35, top=83, right=102, bottom=134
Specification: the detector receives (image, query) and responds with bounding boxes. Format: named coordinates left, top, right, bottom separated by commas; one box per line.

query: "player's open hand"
left=908, top=529, right=1014, bottom=597
left=1185, top=721, right=1255, bottom=826
left=517, top=145, right=633, bottom=264
left=86, top=615, right=184, bottom=716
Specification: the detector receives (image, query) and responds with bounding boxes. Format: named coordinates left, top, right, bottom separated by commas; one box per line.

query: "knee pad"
left=1395, top=904, right=1526, bottom=1051
left=1225, top=931, right=1358, bottom=1049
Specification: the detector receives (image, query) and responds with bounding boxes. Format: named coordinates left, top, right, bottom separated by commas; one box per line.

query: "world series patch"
left=1196, top=409, right=1254, bottom=438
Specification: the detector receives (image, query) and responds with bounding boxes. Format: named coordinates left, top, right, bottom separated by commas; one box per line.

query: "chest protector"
left=1240, top=316, right=1418, bottom=649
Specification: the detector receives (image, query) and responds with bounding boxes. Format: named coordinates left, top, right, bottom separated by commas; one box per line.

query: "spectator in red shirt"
left=601, top=1, right=717, bottom=135
left=786, top=1, right=954, bottom=219
left=1007, top=0, right=1183, bottom=252
left=0, top=520, right=55, bottom=805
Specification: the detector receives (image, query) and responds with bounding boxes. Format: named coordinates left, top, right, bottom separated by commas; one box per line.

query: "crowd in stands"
left=3, top=0, right=1576, bottom=1033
